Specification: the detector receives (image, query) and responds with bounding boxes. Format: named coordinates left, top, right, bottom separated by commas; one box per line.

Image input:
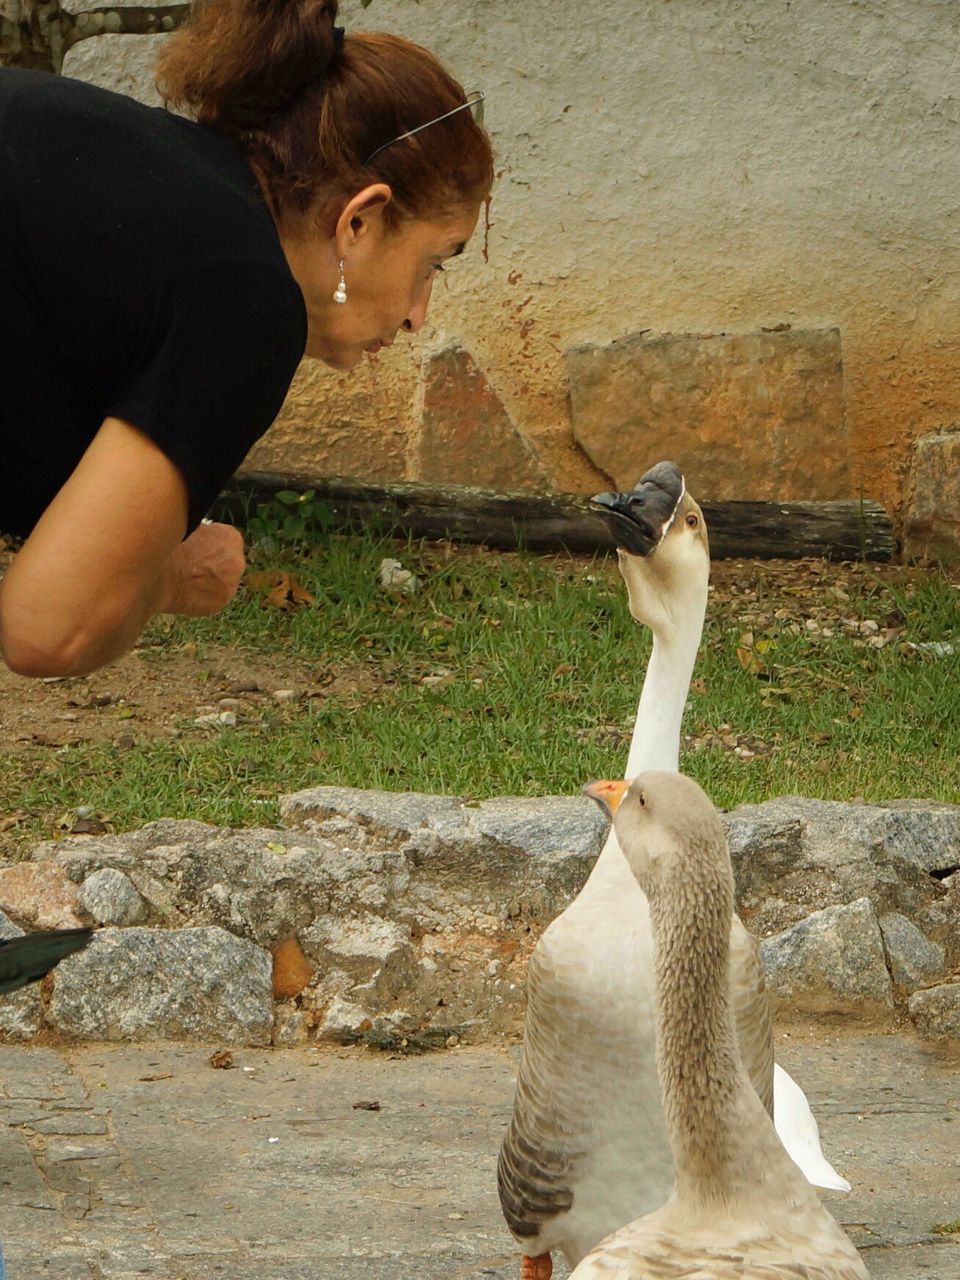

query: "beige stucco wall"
left=64, top=0, right=960, bottom=517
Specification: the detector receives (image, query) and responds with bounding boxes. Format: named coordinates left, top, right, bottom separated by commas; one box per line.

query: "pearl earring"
left=333, top=259, right=347, bottom=304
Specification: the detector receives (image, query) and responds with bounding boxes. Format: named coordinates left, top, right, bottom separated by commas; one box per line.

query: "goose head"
left=590, top=462, right=709, bottom=638
left=583, top=771, right=726, bottom=899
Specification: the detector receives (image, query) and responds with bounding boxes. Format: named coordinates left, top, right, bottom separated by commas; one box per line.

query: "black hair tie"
left=333, top=25, right=345, bottom=48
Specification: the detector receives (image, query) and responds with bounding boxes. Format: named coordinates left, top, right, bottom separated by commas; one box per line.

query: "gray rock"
left=724, top=795, right=960, bottom=944
left=469, top=795, right=607, bottom=859
left=315, top=996, right=370, bottom=1044
left=878, top=912, right=946, bottom=992
left=272, top=1006, right=309, bottom=1046
left=38, top=793, right=600, bottom=1039
left=48, top=927, right=273, bottom=1044
left=908, top=982, right=960, bottom=1044
left=0, top=909, right=41, bottom=1039
left=279, top=786, right=465, bottom=842
left=76, top=868, right=145, bottom=926
left=760, top=897, right=894, bottom=1019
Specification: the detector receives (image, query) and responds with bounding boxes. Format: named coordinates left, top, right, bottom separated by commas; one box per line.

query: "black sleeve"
left=107, top=262, right=305, bottom=534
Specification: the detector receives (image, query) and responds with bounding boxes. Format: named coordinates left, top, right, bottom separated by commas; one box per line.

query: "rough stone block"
left=760, top=897, right=894, bottom=1019
left=0, top=910, right=40, bottom=1039
left=879, top=912, right=945, bottom=992
left=568, top=327, right=848, bottom=500
left=0, top=862, right=84, bottom=930
left=48, top=927, right=273, bottom=1044
left=908, top=982, right=960, bottom=1045
left=902, top=428, right=960, bottom=563
left=415, top=346, right=547, bottom=490
left=723, top=795, right=960, bottom=941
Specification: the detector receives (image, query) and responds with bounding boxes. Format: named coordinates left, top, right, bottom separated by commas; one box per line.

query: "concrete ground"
left=0, top=1032, right=955, bottom=1280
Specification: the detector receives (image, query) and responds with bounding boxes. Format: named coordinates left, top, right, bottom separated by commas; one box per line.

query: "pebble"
left=379, top=558, right=420, bottom=596
left=194, top=712, right=236, bottom=728
left=218, top=698, right=242, bottom=713
left=272, top=690, right=297, bottom=703
left=77, top=868, right=145, bottom=927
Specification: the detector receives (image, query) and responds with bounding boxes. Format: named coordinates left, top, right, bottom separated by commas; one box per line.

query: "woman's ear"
left=335, top=183, right=394, bottom=257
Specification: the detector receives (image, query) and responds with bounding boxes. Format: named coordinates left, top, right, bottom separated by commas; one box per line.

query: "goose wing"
left=498, top=936, right=578, bottom=1242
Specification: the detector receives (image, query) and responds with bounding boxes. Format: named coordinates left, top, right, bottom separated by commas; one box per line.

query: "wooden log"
left=212, top=472, right=897, bottom=562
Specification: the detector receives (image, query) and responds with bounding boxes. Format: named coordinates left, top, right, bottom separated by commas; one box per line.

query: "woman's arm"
left=0, top=416, right=246, bottom=677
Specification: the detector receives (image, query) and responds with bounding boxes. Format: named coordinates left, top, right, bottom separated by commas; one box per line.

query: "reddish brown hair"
left=156, top=0, right=493, bottom=227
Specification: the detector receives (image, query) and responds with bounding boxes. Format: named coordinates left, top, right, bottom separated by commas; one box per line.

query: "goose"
left=497, top=462, right=846, bottom=1280
left=573, top=772, right=868, bottom=1280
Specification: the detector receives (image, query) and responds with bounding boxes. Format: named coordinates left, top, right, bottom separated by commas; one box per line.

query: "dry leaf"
left=209, top=1049, right=235, bottom=1070
left=352, top=1099, right=381, bottom=1111
left=246, top=570, right=316, bottom=611
left=137, top=1072, right=173, bottom=1082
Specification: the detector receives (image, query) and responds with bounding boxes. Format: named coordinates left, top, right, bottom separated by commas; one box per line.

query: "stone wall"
left=0, top=787, right=958, bottom=1049
left=49, top=1, right=960, bottom=547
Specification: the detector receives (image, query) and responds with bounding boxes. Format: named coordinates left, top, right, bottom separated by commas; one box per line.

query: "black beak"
left=590, top=460, right=684, bottom=555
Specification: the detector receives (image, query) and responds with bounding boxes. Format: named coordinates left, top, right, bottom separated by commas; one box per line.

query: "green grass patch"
left=3, top=524, right=959, bottom=850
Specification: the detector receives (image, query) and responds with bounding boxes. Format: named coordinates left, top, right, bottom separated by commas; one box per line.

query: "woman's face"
left=281, top=190, right=481, bottom=370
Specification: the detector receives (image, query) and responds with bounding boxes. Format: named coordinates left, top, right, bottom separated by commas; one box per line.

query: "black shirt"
left=0, top=68, right=307, bottom=538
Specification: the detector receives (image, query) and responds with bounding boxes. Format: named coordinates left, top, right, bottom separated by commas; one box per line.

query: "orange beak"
left=583, top=778, right=630, bottom=819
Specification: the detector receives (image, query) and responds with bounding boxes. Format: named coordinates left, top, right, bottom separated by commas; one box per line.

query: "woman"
left=0, top=0, right=492, bottom=678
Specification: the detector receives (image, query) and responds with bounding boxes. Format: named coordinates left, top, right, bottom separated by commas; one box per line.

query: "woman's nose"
left=402, top=280, right=434, bottom=333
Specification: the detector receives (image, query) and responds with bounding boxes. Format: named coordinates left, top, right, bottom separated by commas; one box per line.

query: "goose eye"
left=685, top=513, right=699, bottom=528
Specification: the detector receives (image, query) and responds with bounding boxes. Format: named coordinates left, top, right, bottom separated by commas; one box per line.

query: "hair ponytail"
left=157, top=0, right=493, bottom=226
left=157, top=0, right=340, bottom=133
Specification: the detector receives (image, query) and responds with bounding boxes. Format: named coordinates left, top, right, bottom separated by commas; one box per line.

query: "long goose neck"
left=648, top=863, right=746, bottom=1204
left=625, top=597, right=706, bottom=778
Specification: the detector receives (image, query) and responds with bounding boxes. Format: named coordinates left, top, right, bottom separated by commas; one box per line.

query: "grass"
left=4, top=519, right=960, bottom=848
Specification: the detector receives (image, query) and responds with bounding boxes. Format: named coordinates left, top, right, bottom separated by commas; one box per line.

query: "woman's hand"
left=160, top=522, right=246, bottom=617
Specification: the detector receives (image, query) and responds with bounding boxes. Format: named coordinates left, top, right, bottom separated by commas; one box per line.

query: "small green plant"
left=246, top=489, right=333, bottom=553
left=934, top=1218, right=960, bottom=1235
